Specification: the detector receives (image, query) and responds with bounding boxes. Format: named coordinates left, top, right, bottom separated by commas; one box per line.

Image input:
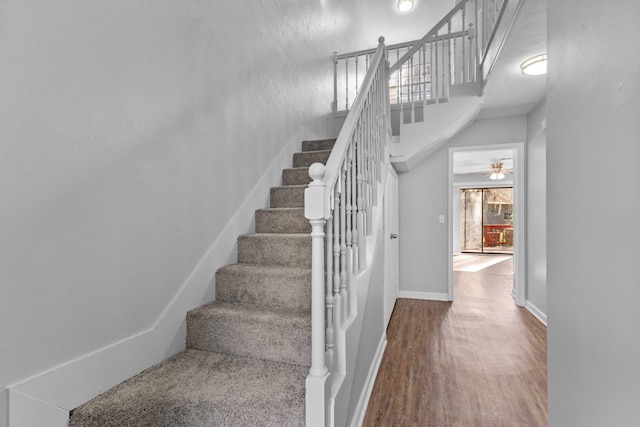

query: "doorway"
left=448, top=144, right=526, bottom=306
left=460, top=187, right=513, bottom=254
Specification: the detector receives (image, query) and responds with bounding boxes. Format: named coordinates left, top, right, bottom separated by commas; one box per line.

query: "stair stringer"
left=326, top=164, right=390, bottom=427
left=5, top=125, right=322, bottom=427
left=390, top=95, right=484, bottom=172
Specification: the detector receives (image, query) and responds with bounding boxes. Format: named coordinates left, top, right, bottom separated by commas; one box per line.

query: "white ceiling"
left=477, top=0, right=546, bottom=119
left=353, top=0, right=458, bottom=48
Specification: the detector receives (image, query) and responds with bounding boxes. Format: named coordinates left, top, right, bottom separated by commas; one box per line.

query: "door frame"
left=457, top=186, right=514, bottom=254
left=383, top=163, right=399, bottom=328
left=448, top=143, right=526, bottom=306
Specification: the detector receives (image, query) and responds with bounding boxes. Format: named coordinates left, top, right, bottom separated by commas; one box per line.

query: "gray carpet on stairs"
left=69, top=350, right=307, bottom=427
left=68, top=140, right=335, bottom=426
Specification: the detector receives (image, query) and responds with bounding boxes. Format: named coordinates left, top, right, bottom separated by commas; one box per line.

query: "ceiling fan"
left=488, top=162, right=512, bottom=180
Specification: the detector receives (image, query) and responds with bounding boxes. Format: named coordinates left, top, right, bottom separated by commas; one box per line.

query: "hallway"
left=363, top=257, right=547, bottom=426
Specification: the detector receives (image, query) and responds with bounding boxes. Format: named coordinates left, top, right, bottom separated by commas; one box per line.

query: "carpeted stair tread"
left=187, top=302, right=311, bottom=366
left=215, top=263, right=311, bottom=311
left=282, top=167, right=312, bottom=186
left=255, top=207, right=310, bottom=234
left=270, top=185, right=305, bottom=208
left=292, top=149, right=332, bottom=168
left=302, top=139, right=336, bottom=152
left=68, top=349, right=306, bottom=427
left=238, top=233, right=311, bottom=267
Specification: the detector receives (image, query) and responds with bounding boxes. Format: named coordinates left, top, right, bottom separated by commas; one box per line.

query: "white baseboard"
left=525, top=300, right=547, bottom=326
left=9, top=390, right=68, bottom=427
left=6, top=126, right=319, bottom=427
left=398, top=291, right=450, bottom=301
left=350, top=334, right=387, bottom=427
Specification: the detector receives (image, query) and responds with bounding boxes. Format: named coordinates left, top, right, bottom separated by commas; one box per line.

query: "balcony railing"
left=334, top=0, right=508, bottom=120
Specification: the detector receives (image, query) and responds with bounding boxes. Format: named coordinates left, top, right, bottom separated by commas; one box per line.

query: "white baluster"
left=410, top=54, right=415, bottom=123
left=345, top=57, right=349, bottom=110
left=356, top=121, right=366, bottom=270
left=394, top=47, right=400, bottom=104
left=461, top=5, right=466, bottom=84
left=339, top=162, right=348, bottom=322
left=447, top=20, right=452, bottom=97
left=399, top=56, right=404, bottom=120
left=421, top=44, right=426, bottom=108
left=434, top=38, right=439, bottom=102
left=365, top=103, right=374, bottom=236
left=474, top=0, right=479, bottom=58
left=355, top=55, right=359, bottom=96
left=351, top=134, right=359, bottom=273
left=333, top=51, right=338, bottom=113
left=333, top=189, right=342, bottom=326
left=345, top=144, right=353, bottom=279
left=325, top=205, right=334, bottom=357
left=468, top=23, right=476, bottom=82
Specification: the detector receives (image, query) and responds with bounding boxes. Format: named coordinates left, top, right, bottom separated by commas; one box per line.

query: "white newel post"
left=305, top=163, right=330, bottom=427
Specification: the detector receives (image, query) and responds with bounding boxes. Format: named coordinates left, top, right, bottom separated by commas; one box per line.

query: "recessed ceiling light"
left=397, top=0, right=414, bottom=13
left=520, top=53, right=547, bottom=76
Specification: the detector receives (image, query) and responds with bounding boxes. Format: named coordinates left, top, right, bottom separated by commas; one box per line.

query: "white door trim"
left=448, top=143, right=526, bottom=305
left=383, top=163, right=399, bottom=328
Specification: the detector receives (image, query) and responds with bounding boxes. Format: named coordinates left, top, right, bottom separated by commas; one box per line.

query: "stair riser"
left=282, top=168, right=311, bottom=186
left=187, top=310, right=311, bottom=367
left=215, top=267, right=311, bottom=312
left=255, top=208, right=310, bottom=234
left=302, top=139, right=336, bottom=152
left=238, top=235, right=311, bottom=267
left=292, top=150, right=331, bottom=168
left=270, top=186, right=305, bottom=208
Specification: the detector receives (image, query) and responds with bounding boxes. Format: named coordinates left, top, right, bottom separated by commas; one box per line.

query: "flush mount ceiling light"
left=397, top=0, right=414, bottom=12
left=520, top=53, right=547, bottom=76
left=490, top=163, right=506, bottom=180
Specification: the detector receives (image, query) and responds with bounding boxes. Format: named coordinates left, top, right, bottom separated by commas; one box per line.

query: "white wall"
left=547, top=1, right=640, bottom=425
left=352, top=0, right=456, bottom=49
left=0, top=1, right=371, bottom=425
left=398, top=116, right=526, bottom=297
left=525, top=100, right=546, bottom=322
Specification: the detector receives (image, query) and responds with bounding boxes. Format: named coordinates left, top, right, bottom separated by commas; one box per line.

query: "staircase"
left=68, top=139, right=336, bottom=427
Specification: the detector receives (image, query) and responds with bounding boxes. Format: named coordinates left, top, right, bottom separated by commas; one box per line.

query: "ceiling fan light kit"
left=490, top=162, right=506, bottom=180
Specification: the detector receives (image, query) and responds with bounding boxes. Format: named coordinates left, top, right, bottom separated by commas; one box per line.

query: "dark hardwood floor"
left=363, top=257, right=547, bottom=426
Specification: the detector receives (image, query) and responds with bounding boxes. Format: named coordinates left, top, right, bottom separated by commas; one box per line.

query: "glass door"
left=460, top=189, right=483, bottom=252
left=460, top=187, right=513, bottom=254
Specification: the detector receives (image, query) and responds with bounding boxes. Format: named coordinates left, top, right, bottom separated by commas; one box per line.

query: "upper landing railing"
left=334, top=0, right=507, bottom=120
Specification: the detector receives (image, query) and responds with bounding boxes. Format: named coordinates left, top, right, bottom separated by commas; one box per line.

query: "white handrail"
left=324, top=37, right=388, bottom=203
left=305, top=36, right=390, bottom=427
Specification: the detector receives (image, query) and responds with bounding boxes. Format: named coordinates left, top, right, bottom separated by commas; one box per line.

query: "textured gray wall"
left=0, top=1, right=370, bottom=424
left=547, top=0, right=640, bottom=424
left=398, top=116, right=526, bottom=296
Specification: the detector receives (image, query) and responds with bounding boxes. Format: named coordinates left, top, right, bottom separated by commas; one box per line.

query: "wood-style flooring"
left=363, top=257, right=547, bottom=426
